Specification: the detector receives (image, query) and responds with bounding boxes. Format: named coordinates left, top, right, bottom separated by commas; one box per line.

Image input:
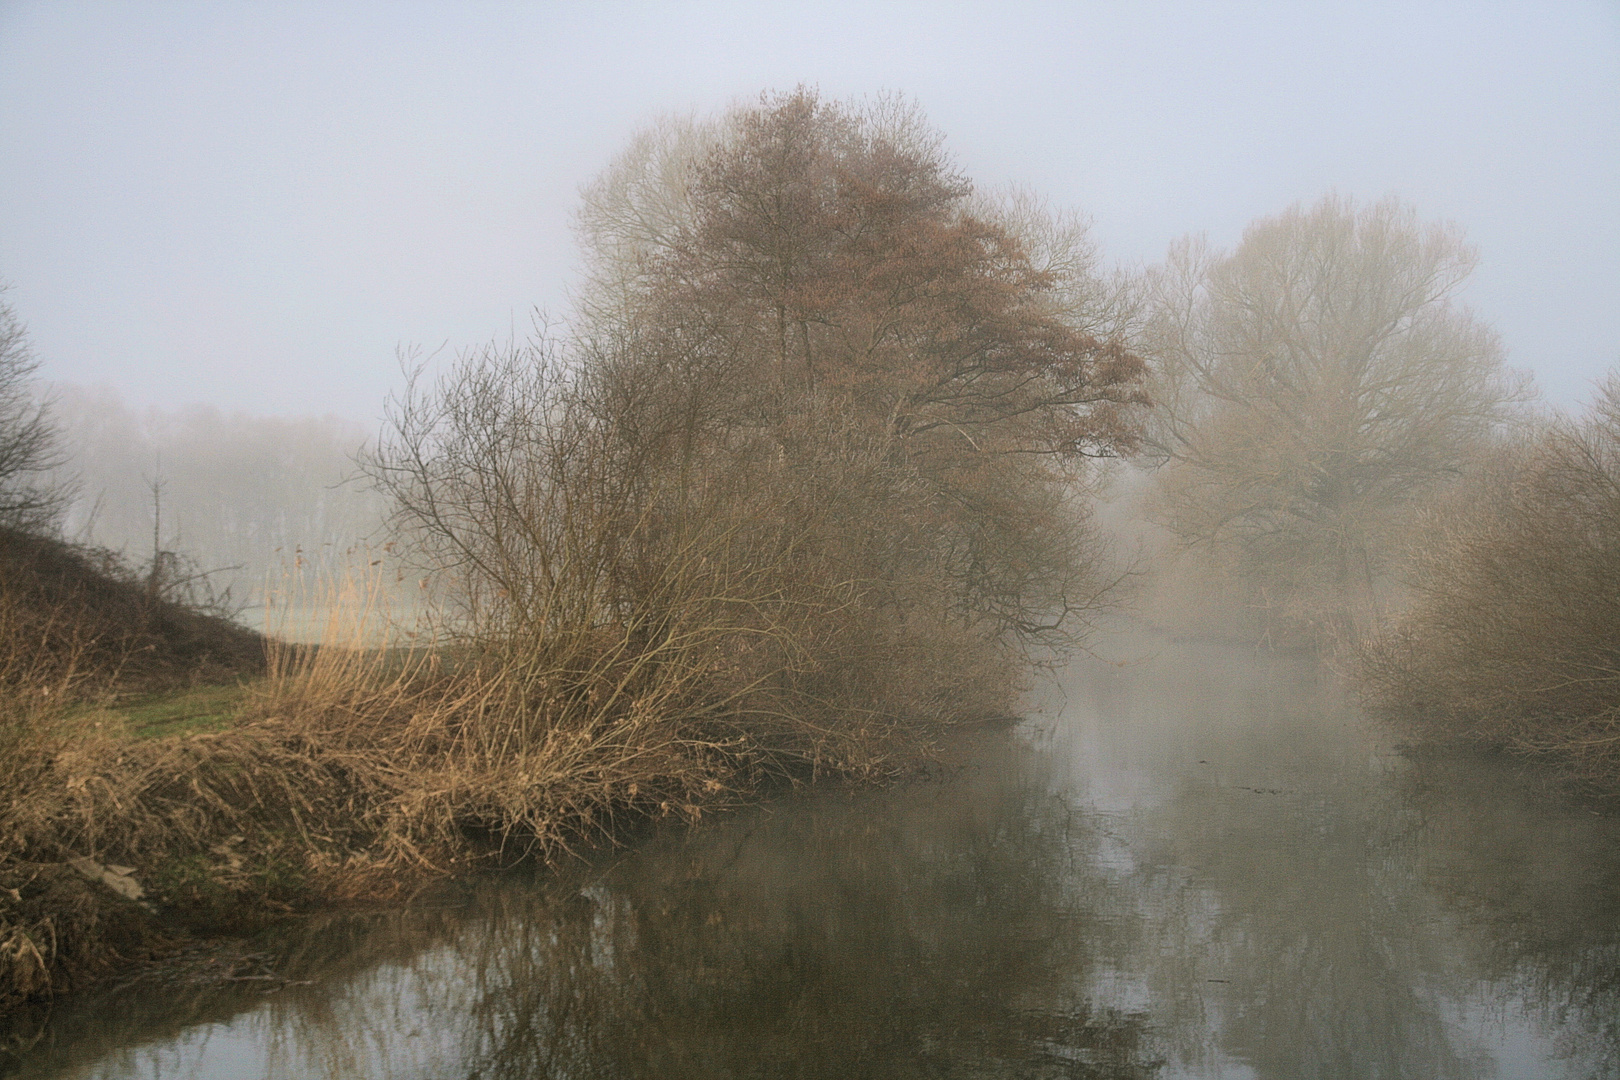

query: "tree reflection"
left=439, top=745, right=1163, bottom=1078
left=1401, top=754, right=1620, bottom=1077
left=12, top=642, right=1620, bottom=1080
left=8, top=738, right=1165, bottom=1079
left=1059, top=647, right=1488, bottom=1078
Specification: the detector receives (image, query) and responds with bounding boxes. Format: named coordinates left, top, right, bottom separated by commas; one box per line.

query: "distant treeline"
left=46, top=386, right=390, bottom=621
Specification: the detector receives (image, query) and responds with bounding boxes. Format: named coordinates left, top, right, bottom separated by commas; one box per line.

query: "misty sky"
left=1, top=2, right=1616, bottom=421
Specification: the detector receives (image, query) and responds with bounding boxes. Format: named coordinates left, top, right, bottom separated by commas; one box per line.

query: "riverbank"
left=1, top=511, right=1020, bottom=1016
left=0, top=641, right=970, bottom=1014
left=10, top=640, right=1619, bottom=1079
left=0, top=527, right=276, bottom=1012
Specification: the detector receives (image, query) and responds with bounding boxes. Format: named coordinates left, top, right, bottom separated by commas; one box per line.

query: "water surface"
left=7, top=637, right=1619, bottom=1078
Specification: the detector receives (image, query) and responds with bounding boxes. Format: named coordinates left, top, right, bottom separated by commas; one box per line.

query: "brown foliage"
left=607, top=89, right=1149, bottom=464
left=571, top=89, right=1146, bottom=645
left=366, top=94, right=1148, bottom=791
left=0, top=520, right=266, bottom=1008
left=1360, top=372, right=1620, bottom=786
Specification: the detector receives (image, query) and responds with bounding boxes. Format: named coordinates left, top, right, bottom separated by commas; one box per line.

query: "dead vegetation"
left=0, top=526, right=262, bottom=698
left=1359, top=371, right=1620, bottom=786
left=0, top=544, right=995, bottom=1013
left=0, top=91, right=1146, bottom=1013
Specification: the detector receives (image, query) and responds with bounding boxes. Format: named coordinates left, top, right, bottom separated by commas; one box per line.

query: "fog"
left=13, top=639, right=1620, bottom=1078
left=2, top=21, right=1619, bottom=1072
left=45, top=386, right=386, bottom=619
left=3, top=4, right=1614, bottom=598
left=1, top=2, right=1616, bottom=423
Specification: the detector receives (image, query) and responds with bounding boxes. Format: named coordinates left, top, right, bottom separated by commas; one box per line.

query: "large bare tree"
left=574, top=91, right=1148, bottom=635
left=370, top=90, right=1149, bottom=756
left=1141, top=195, right=1529, bottom=639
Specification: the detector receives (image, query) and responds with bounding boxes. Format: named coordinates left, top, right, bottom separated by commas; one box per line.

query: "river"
left=6, top=634, right=1619, bottom=1079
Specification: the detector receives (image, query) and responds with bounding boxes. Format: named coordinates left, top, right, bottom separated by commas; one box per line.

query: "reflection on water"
left=6, top=638, right=1620, bottom=1079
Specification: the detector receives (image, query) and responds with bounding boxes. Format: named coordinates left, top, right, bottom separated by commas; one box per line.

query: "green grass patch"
left=113, top=682, right=256, bottom=738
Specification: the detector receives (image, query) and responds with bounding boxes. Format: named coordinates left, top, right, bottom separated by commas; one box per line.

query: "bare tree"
left=368, top=91, right=1151, bottom=765
left=1140, top=195, right=1530, bottom=640
left=0, top=286, right=68, bottom=532
left=571, top=114, right=716, bottom=333
left=578, top=89, right=1150, bottom=646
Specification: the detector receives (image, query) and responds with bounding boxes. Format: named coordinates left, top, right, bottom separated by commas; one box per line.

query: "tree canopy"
left=572, top=89, right=1149, bottom=642
left=578, top=90, right=1147, bottom=465
left=369, top=91, right=1148, bottom=755
left=1140, top=195, right=1529, bottom=636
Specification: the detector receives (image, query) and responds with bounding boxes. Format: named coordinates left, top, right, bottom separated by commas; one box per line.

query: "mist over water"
left=9, top=632, right=1616, bottom=1079
left=1, top=14, right=1614, bottom=1071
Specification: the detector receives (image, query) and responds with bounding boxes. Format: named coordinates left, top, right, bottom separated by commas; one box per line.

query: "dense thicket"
left=369, top=90, right=1148, bottom=766
left=1360, top=373, right=1620, bottom=783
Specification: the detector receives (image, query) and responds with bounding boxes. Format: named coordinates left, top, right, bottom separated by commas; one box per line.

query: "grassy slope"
left=76, top=683, right=256, bottom=740
left=1, top=529, right=271, bottom=1015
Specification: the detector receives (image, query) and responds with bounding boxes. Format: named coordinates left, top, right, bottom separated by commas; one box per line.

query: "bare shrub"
left=364, top=340, right=985, bottom=792
left=1360, top=371, right=1620, bottom=786
left=0, top=286, right=69, bottom=533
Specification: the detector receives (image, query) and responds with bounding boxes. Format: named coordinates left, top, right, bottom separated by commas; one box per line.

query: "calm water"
left=7, top=636, right=1620, bottom=1079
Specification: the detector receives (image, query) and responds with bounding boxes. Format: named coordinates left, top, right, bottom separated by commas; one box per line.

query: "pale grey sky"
left=2, top=1, right=1616, bottom=420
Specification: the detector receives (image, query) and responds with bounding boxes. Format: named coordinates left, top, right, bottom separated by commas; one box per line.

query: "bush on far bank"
left=1359, top=371, right=1620, bottom=787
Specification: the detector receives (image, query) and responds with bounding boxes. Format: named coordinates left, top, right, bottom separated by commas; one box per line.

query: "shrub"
left=1360, top=372, right=1620, bottom=785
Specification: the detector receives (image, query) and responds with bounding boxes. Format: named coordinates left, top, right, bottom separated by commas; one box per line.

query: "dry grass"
left=0, top=548, right=972, bottom=1010
left=0, top=526, right=263, bottom=698
left=0, top=416, right=1022, bottom=1010
left=1359, top=372, right=1620, bottom=788
left=0, top=93, right=1144, bottom=1010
